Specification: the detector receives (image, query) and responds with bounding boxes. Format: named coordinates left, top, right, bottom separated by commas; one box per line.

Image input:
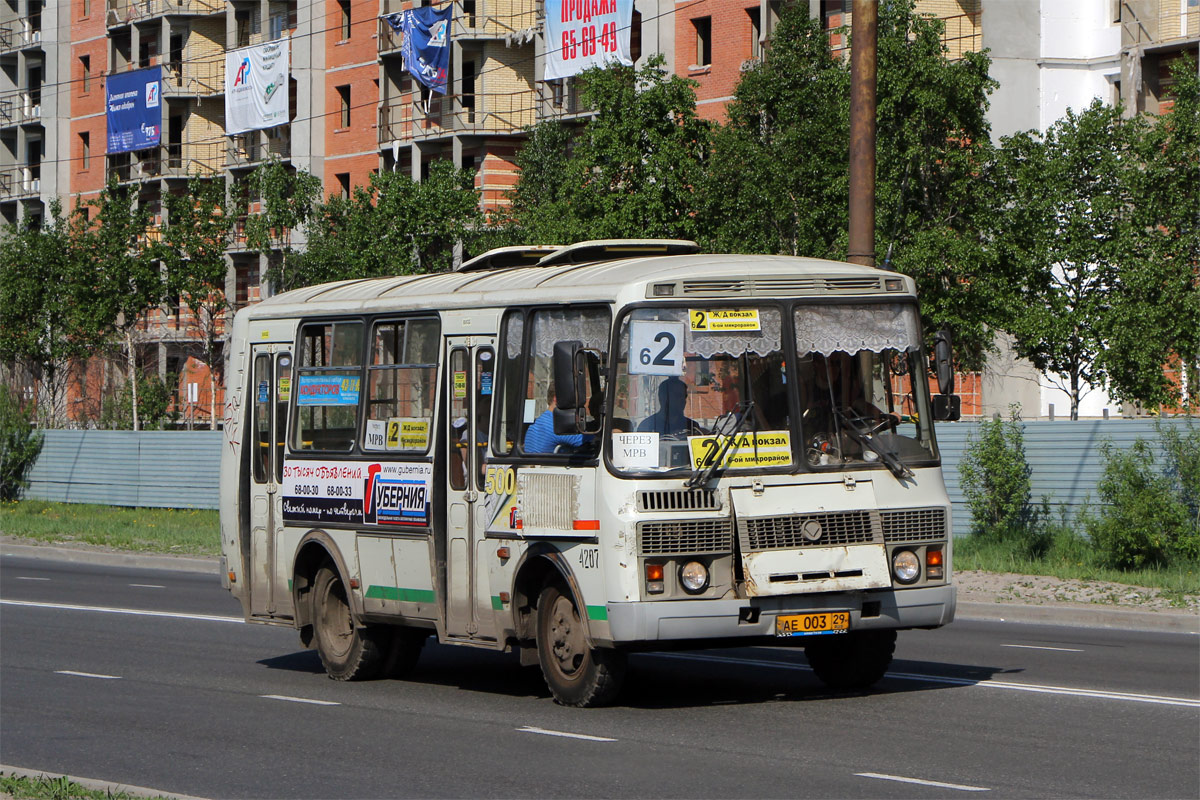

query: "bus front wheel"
left=536, top=583, right=626, bottom=707
left=804, top=629, right=896, bottom=691
left=312, top=563, right=388, bottom=681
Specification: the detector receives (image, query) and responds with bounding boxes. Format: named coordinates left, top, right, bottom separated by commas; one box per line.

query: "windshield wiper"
left=685, top=400, right=755, bottom=489
left=834, top=410, right=913, bottom=481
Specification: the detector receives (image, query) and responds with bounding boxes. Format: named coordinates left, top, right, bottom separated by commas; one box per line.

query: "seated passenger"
left=524, top=386, right=585, bottom=454
left=638, top=377, right=701, bottom=437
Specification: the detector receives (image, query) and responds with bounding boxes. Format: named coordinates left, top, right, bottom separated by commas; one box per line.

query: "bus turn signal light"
left=927, top=547, right=944, bottom=580
left=646, top=563, right=665, bottom=594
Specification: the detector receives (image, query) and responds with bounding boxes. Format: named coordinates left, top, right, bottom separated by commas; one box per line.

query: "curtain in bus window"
left=363, top=318, right=439, bottom=453
left=794, top=303, right=920, bottom=356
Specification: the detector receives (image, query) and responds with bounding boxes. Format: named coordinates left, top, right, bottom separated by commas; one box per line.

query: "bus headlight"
left=679, top=561, right=709, bottom=593
left=892, top=550, right=921, bottom=584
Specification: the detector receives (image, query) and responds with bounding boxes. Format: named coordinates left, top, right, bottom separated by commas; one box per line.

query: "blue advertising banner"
left=384, top=6, right=452, bottom=94
left=106, top=67, right=162, bottom=153
left=296, top=374, right=361, bottom=406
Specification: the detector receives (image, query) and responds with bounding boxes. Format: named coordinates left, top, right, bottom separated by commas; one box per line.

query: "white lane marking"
left=16, top=576, right=50, bottom=581
left=647, top=652, right=1200, bottom=708
left=857, top=772, right=989, bottom=792
left=1, top=598, right=243, bottom=624
left=517, top=726, right=617, bottom=742
left=1002, top=644, right=1084, bottom=652
left=56, top=670, right=121, bottom=680
left=129, top=584, right=166, bottom=589
left=261, top=694, right=340, bottom=706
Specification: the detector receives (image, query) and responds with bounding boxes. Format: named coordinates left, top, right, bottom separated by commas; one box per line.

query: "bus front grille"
left=881, top=507, right=947, bottom=542
left=739, top=510, right=881, bottom=551
left=638, top=519, right=734, bottom=555
left=637, top=488, right=721, bottom=512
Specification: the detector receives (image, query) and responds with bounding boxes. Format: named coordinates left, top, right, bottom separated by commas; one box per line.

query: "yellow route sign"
left=688, top=431, right=792, bottom=469
left=690, top=308, right=761, bottom=332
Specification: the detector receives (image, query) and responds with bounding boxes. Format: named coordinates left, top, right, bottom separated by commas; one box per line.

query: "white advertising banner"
left=225, top=39, right=290, bottom=135
left=543, top=0, right=633, bottom=80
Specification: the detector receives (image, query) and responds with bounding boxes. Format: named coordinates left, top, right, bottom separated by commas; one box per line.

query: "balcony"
left=164, top=141, right=223, bottom=176
left=162, top=59, right=224, bottom=97
left=940, top=11, right=982, bottom=60
left=0, top=165, right=42, bottom=199
left=107, top=0, right=221, bottom=28
left=227, top=130, right=291, bottom=169
left=378, top=0, right=538, bottom=54
left=0, top=94, right=43, bottom=127
left=379, top=89, right=537, bottom=142
left=0, top=21, right=44, bottom=54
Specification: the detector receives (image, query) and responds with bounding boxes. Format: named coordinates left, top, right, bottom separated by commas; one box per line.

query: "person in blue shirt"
left=523, top=386, right=585, bottom=454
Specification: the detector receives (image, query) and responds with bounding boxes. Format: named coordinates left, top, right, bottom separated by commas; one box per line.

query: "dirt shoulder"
left=956, top=569, right=1199, bottom=615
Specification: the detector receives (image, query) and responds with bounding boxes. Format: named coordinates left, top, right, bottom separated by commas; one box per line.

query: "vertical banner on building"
left=225, top=38, right=290, bottom=135
left=543, top=0, right=633, bottom=80
left=105, top=67, right=162, bottom=153
left=384, top=6, right=453, bottom=94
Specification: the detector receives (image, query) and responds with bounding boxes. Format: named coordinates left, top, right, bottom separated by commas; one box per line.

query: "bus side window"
left=495, top=311, right=524, bottom=456
left=449, top=348, right=469, bottom=491
left=274, top=352, right=291, bottom=484
left=252, top=354, right=271, bottom=482
left=363, top=317, right=439, bottom=454
left=474, top=347, right=494, bottom=490
left=292, top=321, right=363, bottom=452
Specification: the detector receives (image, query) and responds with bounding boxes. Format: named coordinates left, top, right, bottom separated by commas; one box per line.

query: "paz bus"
left=219, top=239, right=961, bottom=707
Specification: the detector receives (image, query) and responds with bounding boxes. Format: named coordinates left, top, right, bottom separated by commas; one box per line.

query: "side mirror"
left=552, top=341, right=603, bottom=436
left=933, top=329, right=955, bottom=396
left=931, top=394, right=961, bottom=422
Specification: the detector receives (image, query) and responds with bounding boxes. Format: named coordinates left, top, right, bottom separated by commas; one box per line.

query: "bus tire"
left=312, top=563, right=387, bottom=681
left=804, top=629, right=896, bottom=691
left=536, top=583, right=626, bottom=707
left=384, top=628, right=427, bottom=679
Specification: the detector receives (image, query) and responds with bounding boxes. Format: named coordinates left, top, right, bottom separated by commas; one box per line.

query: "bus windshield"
left=611, top=306, right=790, bottom=474
left=795, top=303, right=937, bottom=472
left=608, top=302, right=937, bottom=476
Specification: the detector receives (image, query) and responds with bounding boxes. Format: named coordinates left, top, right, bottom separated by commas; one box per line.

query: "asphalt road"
left=1, top=554, right=1197, bottom=799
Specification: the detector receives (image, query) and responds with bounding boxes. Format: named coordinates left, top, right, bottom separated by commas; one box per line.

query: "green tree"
left=0, top=385, right=43, bottom=501
left=289, top=161, right=482, bottom=288
left=0, top=202, right=91, bottom=426
left=702, top=2, right=1000, bottom=365
left=996, top=101, right=1143, bottom=419
left=67, top=177, right=164, bottom=431
left=699, top=9, right=849, bottom=259
left=958, top=407, right=1039, bottom=549
left=244, top=157, right=322, bottom=292
left=158, top=177, right=242, bottom=429
left=506, top=56, right=710, bottom=242
left=1111, top=58, right=1200, bottom=410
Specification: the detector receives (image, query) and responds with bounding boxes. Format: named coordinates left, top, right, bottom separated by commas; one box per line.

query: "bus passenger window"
left=363, top=318, right=439, bottom=453
left=293, top=321, right=363, bottom=452
left=274, top=352, right=291, bottom=484
left=449, top=348, right=469, bottom=491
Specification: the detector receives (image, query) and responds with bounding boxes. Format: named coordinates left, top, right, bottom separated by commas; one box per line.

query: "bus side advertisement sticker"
left=281, top=460, right=433, bottom=527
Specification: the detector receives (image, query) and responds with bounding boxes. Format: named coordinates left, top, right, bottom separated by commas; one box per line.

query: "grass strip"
left=0, top=773, right=171, bottom=800
left=0, top=500, right=219, bottom=557
left=954, top=534, right=1200, bottom=599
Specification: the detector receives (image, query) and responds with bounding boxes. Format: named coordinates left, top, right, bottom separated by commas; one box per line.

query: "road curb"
left=3, top=539, right=1196, bottom=634
left=957, top=600, right=1199, bottom=635
left=0, top=541, right=219, bottom=575
left=0, top=764, right=209, bottom=800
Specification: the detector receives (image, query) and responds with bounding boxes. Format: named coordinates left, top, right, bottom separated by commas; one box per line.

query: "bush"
left=100, top=372, right=181, bottom=430
left=1086, top=436, right=1199, bottom=569
left=959, top=406, right=1045, bottom=554
left=0, top=386, right=44, bottom=501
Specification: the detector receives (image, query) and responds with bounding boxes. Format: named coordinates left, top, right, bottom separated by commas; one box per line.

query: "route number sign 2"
left=629, top=321, right=685, bottom=376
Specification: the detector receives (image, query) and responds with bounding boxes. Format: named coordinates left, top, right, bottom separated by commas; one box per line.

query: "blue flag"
left=386, top=6, right=452, bottom=94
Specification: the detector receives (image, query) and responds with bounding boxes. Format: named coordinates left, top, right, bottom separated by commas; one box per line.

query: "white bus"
left=220, top=240, right=961, bottom=707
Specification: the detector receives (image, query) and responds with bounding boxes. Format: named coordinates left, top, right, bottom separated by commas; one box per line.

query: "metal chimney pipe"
left=847, top=0, right=878, bottom=268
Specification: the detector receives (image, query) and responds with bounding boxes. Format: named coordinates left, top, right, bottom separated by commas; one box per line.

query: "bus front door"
left=248, top=344, right=292, bottom=618
left=443, top=339, right=498, bottom=642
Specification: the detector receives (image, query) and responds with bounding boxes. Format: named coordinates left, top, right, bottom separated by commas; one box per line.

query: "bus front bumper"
left=603, top=584, right=955, bottom=644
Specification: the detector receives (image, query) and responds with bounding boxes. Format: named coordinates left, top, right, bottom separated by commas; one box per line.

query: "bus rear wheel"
left=312, top=563, right=387, bottom=681
left=536, top=583, right=626, bottom=707
left=804, top=629, right=896, bottom=691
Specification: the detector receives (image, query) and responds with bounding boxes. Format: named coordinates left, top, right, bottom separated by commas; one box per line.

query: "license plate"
left=776, top=611, right=850, bottom=637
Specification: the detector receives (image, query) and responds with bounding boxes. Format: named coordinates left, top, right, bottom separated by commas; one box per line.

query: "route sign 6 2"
left=629, top=320, right=685, bottom=376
